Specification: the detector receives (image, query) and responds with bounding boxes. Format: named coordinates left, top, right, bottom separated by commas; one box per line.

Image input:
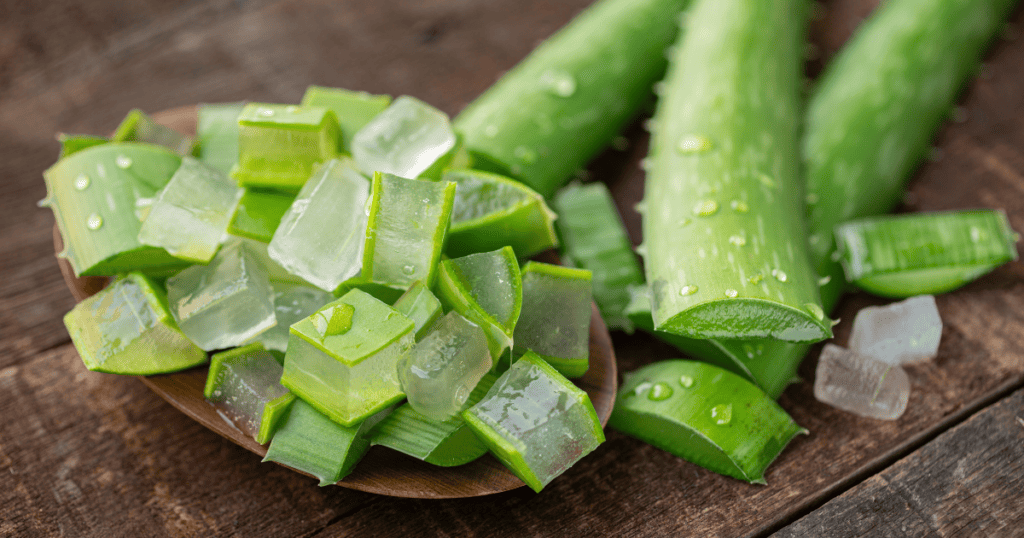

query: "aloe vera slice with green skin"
left=454, top=0, right=691, bottom=198
left=112, top=109, right=196, bottom=156
left=280, top=289, right=415, bottom=426
left=463, top=351, right=604, bottom=492
left=553, top=182, right=643, bottom=332
left=362, top=172, right=456, bottom=291
left=443, top=169, right=558, bottom=259
left=513, top=262, right=592, bottom=379
left=642, top=0, right=830, bottom=343
left=42, top=143, right=193, bottom=277
left=263, top=398, right=392, bottom=485
left=57, top=134, right=108, bottom=159
left=434, top=247, right=523, bottom=367
left=301, top=86, right=392, bottom=153
left=204, top=342, right=290, bottom=442
left=258, top=391, right=296, bottom=444
left=227, top=189, right=296, bottom=243
left=834, top=209, right=1021, bottom=298
left=197, top=102, right=244, bottom=175
left=64, top=272, right=207, bottom=375
left=351, top=96, right=457, bottom=181
left=392, top=281, right=443, bottom=340
left=230, top=103, right=340, bottom=193
left=611, top=360, right=805, bottom=484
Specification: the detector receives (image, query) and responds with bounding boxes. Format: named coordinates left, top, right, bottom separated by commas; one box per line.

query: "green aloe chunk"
left=513, top=262, right=592, bottom=379
left=228, top=189, right=297, bottom=243
left=64, top=272, right=206, bottom=375
left=197, top=102, right=245, bottom=175
left=301, top=85, right=392, bottom=153
left=611, top=360, right=806, bottom=484
left=280, top=289, right=415, bottom=426
left=392, top=281, right=443, bottom=340
left=259, top=391, right=297, bottom=444
left=362, top=172, right=456, bottom=291
left=553, top=182, right=643, bottom=332
left=834, top=209, right=1020, bottom=298
left=371, top=371, right=499, bottom=467
left=42, top=143, right=192, bottom=277
left=642, top=0, right=830, bottom=343
left=443, top=169, right=558, bottom=259
left=138, top=156, right=243, bottom=264
left=351, top=96, right=457, bottom=181
left=57, top=134, right=108, bottom=159
left=230, top=103, right=339, bottom=193
left=454, top=0, right=691, bottom=198
left=204, top=342, right=290, bottom=442
left=112, top=109, right=196, bottom=156
left=463, top=351, right=604, bottom=492
left=263, top=398, right=392, bottom=485
left=434, top=247, right=523, bottom=366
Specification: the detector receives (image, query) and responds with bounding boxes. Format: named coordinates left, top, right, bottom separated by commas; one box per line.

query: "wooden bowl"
left=52, top=106, right=617, bottom=499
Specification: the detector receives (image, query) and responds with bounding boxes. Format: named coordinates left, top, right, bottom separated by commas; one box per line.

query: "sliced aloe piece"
left=351, top=95, right=457, bottom=181
left=513, top=262, right=592, bottom=379
left=392, top=281, right=443, bottom=340
left=834, top=209, right=1020, bottom=298
left=204, top=342, right=290, bottom=441
left=197, top=102, right=244, bottom=175
left=301, top=85, right=392, bottom=153
left=227, top=188, right=296, bottom=243
left=57, top=134, right=108, bottom=159
left=463, top=351, right=604, bottom=492
left=258, top=391, right=297, bottom=444
left=443, top=169, right=558, bottom=259
left=433, top=247, right=523, bottom=366
left=42, top=143, right=192, bottom=277
left=112, top=109, right=196, bottom=156
left=64, top=272, right=206, bottom=375
left=611, top=360, right=805, bottom=484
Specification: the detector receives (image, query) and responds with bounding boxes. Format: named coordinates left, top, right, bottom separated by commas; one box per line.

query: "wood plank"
left=773, top=388, right=1024, bottom=538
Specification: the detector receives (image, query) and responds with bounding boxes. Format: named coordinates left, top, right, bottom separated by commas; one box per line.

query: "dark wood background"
left=2, top=1, right=1023, bottom=536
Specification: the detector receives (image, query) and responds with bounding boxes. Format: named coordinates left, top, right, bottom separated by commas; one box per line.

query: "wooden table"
left=2, top=1, right=1023, bottom=536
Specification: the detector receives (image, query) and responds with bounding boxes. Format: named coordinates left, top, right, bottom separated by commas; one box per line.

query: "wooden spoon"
left=52, top=105, right=618, bottom=498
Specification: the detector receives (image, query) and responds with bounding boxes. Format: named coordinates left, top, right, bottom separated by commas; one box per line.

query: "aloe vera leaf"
left=513, top=262, right=592, bottom=379
left=280, top=289, right=414, bottom=426
left=112, top=109, right=196, bottom=156
left=553, top=182, right=643, bottom=332
left=611, top=360, right=805, bottom=484
left=362, top=172, right=456, bottom=291
left=454, top=0, right=691, bottom=198
left=230, top=103, right=340, bottom=193
left=392, top=281, right=444, bottom=340
left=227, top=188, right=296, bottom=243
left=834, top=209, right=1021, bottom=297
left=443, top=169, right=558, bottom=259
left=64, top=272, right=206, bottom=375
left=57, top=134, right=108, bottom=159
left=463, top=351, right=604, bottom=492
left=370, top=371, right=498, bottom=467
left=42, top=142, right=193, bottom=277
left=301, top=85, right=392, bottom=153
left=197, top=102, right=244, bottom=175
left=643, top=0, right=829, bottom=343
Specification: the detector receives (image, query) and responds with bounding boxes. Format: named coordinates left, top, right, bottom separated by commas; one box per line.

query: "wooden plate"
left=52, top=106, right=617, bottom=499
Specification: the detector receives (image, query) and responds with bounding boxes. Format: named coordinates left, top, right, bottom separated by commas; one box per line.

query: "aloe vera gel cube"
left=268, top=159, right=370, bottom=292
left=112, top=109, right=196, bottom=156
left=138, top=157, right=242, bottom=263
left=197, top=102, right=244, bottom=175
left=814, top=343, right=909, bottom=420
left=392, top=281, right=443, bottom=340
left=398, top=311, right=492, bottom=421
left=230, top=103, right=339, bottom=192
left=351, top=96, right=457, bottom=180
left=301, top=85, right=392, bottom=152
left=281, top=289, right=415, bottom=426
left=64, top=273, right=206, bottom=375
left=204, top=343, right=290, bottom=441
left=463, top=351, right=604, bottom=492
left=255, top=282, right=334, bottom=353
left=514, top=262, right=592, bottom=378
left=166, top=240, right=276, bottom=351
left=848, top=295, right=942, bottom=365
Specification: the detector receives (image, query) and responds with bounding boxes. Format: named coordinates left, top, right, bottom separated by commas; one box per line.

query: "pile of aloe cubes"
left=46, top=86, right=604, bottom=491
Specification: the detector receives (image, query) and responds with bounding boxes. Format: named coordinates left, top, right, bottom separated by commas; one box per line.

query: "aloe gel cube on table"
left=513, top=262, right=592, bottom=379
left=166, top=240, right=276, bottom=351
left=280, top=289, right=415, bottom=426
left=253, top=282, right=334, bottom=353
left=197, top=102, right=244, bottom=175
left=64, top=272, right=206, bottom=375
left=137, top=156, right=242, bottom=264
left=301, top=86, right=392, bottom=153
left=230, top=103, right=339, bottom=193
left=267, top=159, right=370, bottom=292
left=397, top=311, right=492, bottom=421
left=204, top=342, right=291, bottom=442
left=392, top=281, right=443, bottom=341
left=42, top=143, right=193, bottom=277
left=814, top=343, right=910, bottom=421
left=112, top=109, right=196, bottom=156
left=463, top=351, right=604, bottom=492
left=848, top=295, right=942, bottom=366
left=350, top=95, right=457, bottom=180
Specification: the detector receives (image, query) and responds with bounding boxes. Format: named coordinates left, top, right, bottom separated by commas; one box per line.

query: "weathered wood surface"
left=1, top=0, right=1023, bottom=537
left=773, top=388, right=1024, bottom=538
